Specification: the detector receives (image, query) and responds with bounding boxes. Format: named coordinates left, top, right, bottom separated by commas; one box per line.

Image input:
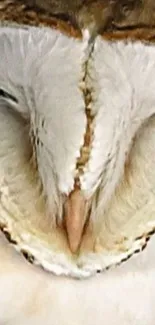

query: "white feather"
left=0, top=27, right=30, bottom=119
left=81, top=38, right=155, bottom=214
left=0, top=26, right=89, bottom=219
left=0, top=25, right=155, bottom=277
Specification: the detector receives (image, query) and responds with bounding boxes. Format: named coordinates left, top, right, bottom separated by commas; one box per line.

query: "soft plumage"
left=0, top=21, right=155, bottom=278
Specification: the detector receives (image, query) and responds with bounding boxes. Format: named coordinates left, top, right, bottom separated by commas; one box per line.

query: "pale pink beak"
left=64, top=189, right=87, bottom=253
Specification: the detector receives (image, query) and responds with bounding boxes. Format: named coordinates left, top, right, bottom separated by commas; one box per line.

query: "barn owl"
left=0, top=0, right=155, bottom=278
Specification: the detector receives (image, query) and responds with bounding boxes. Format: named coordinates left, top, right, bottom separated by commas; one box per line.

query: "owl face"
left=1, top=0, right=155, bottom=278
left=26, top=28, right=136, bottom=255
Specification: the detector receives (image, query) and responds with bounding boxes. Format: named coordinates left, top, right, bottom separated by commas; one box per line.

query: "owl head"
left=0, top=0, right=155, bottom=278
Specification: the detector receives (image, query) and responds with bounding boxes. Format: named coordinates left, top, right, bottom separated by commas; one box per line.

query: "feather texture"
left=0, top=25, right=155, bottom=277
left=0, top=26, right=88, bottom=219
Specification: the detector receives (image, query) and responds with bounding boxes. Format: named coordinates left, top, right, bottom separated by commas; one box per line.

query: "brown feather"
left=0, top=0, right=155, bottom=40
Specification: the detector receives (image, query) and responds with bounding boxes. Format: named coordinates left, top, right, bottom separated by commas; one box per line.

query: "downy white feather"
left=0, top=26, right=155, bottom=277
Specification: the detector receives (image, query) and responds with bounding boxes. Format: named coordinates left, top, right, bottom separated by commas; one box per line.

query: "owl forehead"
left=27, top=26, right=155, bottom=197
left=40, top=31, right=109, bottom=197
left=26, top=27, right=102, bottom=197
left=29, top=30, right=111, bottom=197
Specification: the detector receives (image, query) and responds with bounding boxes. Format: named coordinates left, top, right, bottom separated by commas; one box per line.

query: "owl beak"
left=64, top=189, right=87, bottom=253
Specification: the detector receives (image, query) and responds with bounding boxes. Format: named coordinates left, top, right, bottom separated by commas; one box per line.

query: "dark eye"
left=0, top=88, right=18, bottom=103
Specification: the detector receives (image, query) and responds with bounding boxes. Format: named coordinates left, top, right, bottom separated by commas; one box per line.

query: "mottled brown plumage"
left=0, top=0, right=155, bottom=39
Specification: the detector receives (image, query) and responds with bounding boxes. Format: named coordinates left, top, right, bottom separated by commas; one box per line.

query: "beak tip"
left=68, top=236, right=80, bottom=254
left=67, top=228, right=83, bottom=253
left=64, top=189, right=87, bottom=254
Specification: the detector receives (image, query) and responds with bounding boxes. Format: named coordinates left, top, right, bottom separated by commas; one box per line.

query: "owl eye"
left=0, top=88, right=18, bottom=103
